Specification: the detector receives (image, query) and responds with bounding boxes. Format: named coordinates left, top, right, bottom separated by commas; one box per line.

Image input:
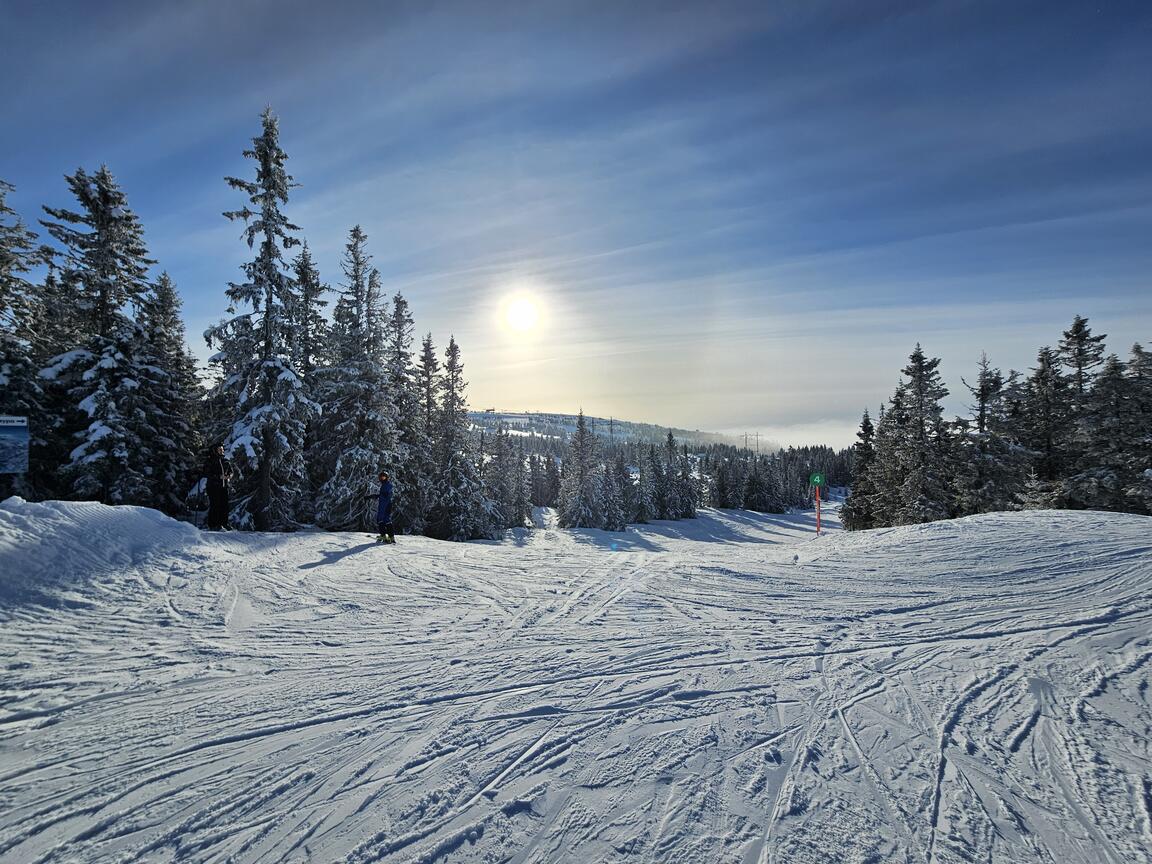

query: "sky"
left=3, top=0, right=1150, bottom=448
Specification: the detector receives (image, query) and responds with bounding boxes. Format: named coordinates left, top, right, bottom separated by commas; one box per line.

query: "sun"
left=504, top=296, right=540, bottom=332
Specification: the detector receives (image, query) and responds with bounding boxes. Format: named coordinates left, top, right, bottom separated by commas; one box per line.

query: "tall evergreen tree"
left=840, top=409, right=876, bottom=530
left=600, top=465, right=627, bottom=531
left=647, top=442, right=669, bottom=519
left=204, top=109, right=316, bottom=529
left=137, top=272, right=201, bottom=514
left=1058, top=315, right=1107, bottom=410
left=953, top=354, right=1028, bottom=515
left=1018, top=346, right=1072, bottom=484
left=866, top=394, right=907, bottom=526
left=662, top=431, right=683, bottom=518
left=41, top=166, right=152, bottom=341
left=416, top=333, right=440, bottom=438
left=743, top=459, right=775, bottom=513
left=290, top=242, right=328, bottom=381
left=427, top=337, right=492, bottom=540
left=635, top=447, right=657, bottom=522
left=613, top=450, right=637, bottom=521
left=0, top=180, right=50, bottom=498
left=384, top=290, right=429, bottom=532
left=893, top=345, right=951, bottom=524
left=1125, top=343, right=1152, bottom=512
left=312, top=229, right=398, bottom=529
left=543, top=454, right=562, bottom=508
left=485, top=424, right=519, bottom=529
left=511, top=439, right=533, bottom=528
left=678, top=445, right=698, bottom=518
left=557, top=411, right=602, bottom=528
left=1064, top=354, right=1142, bottom=511
left=413, top=332, right=442, bottom=525
left=40, top=166, right=156, bottom=504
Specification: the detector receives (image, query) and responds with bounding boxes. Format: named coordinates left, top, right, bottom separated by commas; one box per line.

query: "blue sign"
left=0, top=416, right=29, bottom=474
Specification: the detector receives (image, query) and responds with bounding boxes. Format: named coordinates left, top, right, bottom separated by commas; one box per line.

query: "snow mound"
left=792, top=508, right=1150, bottom=569
left=0, top=497, right=202, bottom=606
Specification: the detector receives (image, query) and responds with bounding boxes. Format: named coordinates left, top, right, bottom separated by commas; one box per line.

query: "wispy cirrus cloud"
left=2, top=0, right=1149, bottom=446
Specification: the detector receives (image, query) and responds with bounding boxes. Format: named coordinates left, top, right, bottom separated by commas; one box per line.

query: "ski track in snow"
left=1, top=499, right=1151, bottom=863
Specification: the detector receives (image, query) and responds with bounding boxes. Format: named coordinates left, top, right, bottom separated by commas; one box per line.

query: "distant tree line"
left=841, top=320, right=1151, bottom=530
left=519, top=411, right=850, bottom=531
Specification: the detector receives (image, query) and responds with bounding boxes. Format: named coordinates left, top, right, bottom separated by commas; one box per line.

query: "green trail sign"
left=809, top=472, right=825, bottom=486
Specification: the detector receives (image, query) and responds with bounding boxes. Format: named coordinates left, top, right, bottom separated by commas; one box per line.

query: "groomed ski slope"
left=1, top=499, right=1150, bottom=864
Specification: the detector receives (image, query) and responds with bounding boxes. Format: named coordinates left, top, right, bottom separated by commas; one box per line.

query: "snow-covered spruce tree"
left=645, top=442, right=669, bottom=519
left=27, top=265, right=88, bottom=499
left=1017, top=346, right=1072, bottom=485
left=1058, top=315, right=1108, bottom=471
left=677, top=444, right=697, bottom=518
left=613, top=450, right=637, bottom=520
left=137, top=272, right=201, bottom=514
left=634, top=447, right=657, bottom=522
left=205, top=109, right=316, bottom=530
left=384, top=291, right=430, bottom=533
left=600, top=464, right=627, bottom=531
left=711, top=455, right=739, bottom=509
left=544, top=454, right=562, bottom=507
left=40, top=165, right=158, bottom=505
left=290, top=242, right=328, bottom=381
left=1124, top=343, right=1152, bottom=512
left=557, top=410, right=603, bottom=528
left=312, top=227, right=398, bottom=530
left=953, top=353, right=1028, bottom=516
left=840, top=409, right=876, bottom=530
left=427, top=337, right=492, bottom=540
left=485, top=424, right=517, bottom=529
left=893, top=345, right=952, bottom=525
left=743, top=459, right=775, bottom=513
left=529, top=454, right=546, bottom=506
left=662, top=431, right=684, bottom=518
left=1058, top=315, right=1107, bottom=413
left=290, top=242, right=327, bottom=510
left=512, top=439, right=533, bottom=527
left=0, top=180, right=52, bottom=498
left=412, top=332, right=443, bottom=525
left=866, top=394, right=906, bottom=527
left=1016, top=468, right=1058, bottom=510
left=1063, top=354, right=1139, bottom=511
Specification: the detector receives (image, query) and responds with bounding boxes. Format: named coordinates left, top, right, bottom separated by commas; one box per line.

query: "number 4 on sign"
left=809, top=472, right=825, bottom=536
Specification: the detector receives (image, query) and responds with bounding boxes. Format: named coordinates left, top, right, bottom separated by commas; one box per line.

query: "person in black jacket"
left=202, top=444, right=233, bottom=530
left=365, top=471, right=395, bottom=543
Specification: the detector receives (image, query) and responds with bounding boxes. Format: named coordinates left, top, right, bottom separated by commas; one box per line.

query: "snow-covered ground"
left=1, top=498, right=1150, bottom=864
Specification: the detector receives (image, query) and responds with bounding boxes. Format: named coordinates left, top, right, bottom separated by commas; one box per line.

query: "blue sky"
left=3, top=0, right=1150, bottom=446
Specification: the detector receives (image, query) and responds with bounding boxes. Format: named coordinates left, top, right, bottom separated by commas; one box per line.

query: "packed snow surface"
left=1, top=499, right=1150, bottom=864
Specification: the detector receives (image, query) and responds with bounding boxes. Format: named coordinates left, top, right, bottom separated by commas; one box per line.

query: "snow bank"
left=0, top=497, right=202, bottom=606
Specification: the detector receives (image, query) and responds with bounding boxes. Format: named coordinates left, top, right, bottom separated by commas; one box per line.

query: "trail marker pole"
left=816, top=484, right=821, bottom=535
left=809, top=472, right=825, bottom=536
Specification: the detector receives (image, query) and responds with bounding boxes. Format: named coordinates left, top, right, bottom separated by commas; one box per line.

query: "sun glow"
left=503, top=295, right=540, bottom=332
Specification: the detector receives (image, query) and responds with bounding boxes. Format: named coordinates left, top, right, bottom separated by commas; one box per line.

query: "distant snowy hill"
left=469, top=409, right=752, bottom=448
left=2, top=497, right=1150, bottom=863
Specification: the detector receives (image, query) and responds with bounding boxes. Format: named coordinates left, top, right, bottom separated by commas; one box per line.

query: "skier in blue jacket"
left=369, top=471, right=395, bottom=543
